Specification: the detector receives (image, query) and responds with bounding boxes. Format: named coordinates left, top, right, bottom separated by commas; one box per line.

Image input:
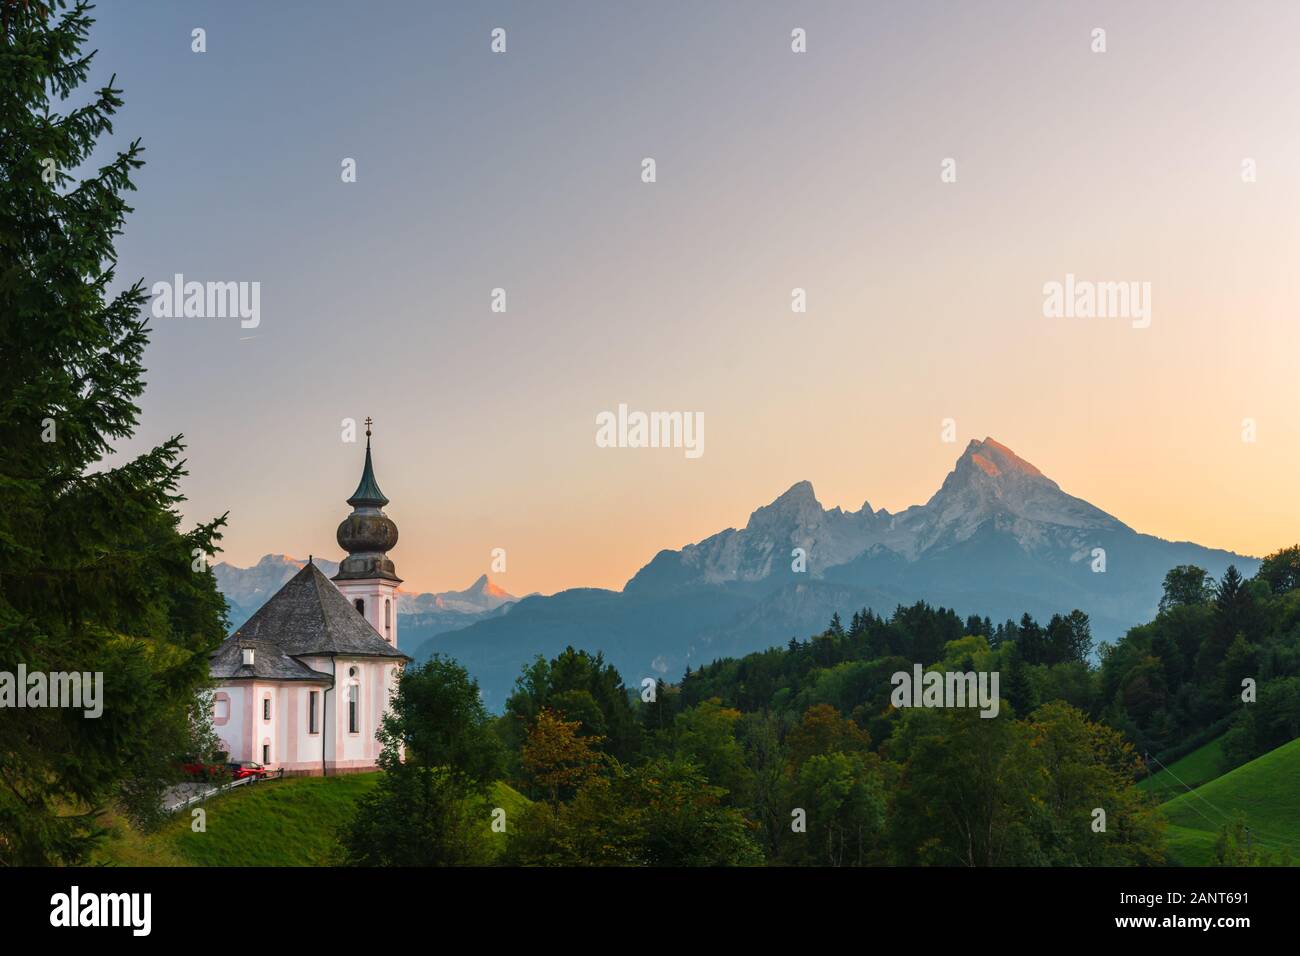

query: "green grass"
left=1138, top=736, right=1226, bottom=802
left=94, top=774, right=529, bottom=867
left=1159, top=737, right=1300, bottom=866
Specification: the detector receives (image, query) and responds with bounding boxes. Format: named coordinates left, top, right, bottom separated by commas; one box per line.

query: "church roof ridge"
left=211, top=563, right=408, bottom=674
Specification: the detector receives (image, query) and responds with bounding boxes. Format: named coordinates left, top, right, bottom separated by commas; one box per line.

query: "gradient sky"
left=90, top=1, right=1300, bottom=596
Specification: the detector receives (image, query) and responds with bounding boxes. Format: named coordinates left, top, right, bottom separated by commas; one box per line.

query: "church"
left=208, top=420, right=409, bottom=774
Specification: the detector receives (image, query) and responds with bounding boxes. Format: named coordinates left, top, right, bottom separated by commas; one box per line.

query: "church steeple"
left=333, top=419, right=400, bottom=584
left=347, top=417, right=389, bottom=509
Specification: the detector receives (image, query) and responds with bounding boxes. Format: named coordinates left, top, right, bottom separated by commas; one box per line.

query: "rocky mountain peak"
left=744, top=480, right=825, bottom=532
left=916, top=437, right=1126, bottom=546
left=466, top=573, right=512, bottom=600
left=956, top=437, right=1045, bottom=480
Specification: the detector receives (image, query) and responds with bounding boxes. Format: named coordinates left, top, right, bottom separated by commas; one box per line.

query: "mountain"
left=428, top=438, right=1259, bottom=707
left=398, top=573, right=521, bottom=659
left=212, top=555, right=518, bottom=655
left=213, top=554, right=340, bottom=629
left=400, top=574, right=514, bottom=615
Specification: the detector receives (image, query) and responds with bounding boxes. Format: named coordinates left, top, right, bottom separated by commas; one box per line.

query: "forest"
left=339, top=548, right=1300, bottom=866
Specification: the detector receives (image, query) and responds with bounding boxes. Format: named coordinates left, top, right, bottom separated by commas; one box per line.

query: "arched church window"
left=354, top=598, right=365, bottom=615
left=213, top=693, right=230, bottom=725
left=348, top=683, right=359, bottom=734
left=385, top=599, right=391, bottom=633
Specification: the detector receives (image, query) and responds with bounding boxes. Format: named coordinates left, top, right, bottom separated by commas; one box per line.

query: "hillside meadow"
left=93, top=774, right=529, bottom=867
left=1159, top=738, right=1300, bottom=866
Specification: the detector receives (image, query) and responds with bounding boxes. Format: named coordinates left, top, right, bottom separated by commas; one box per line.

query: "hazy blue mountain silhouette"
left=424, top=439, right=1258, bottom=707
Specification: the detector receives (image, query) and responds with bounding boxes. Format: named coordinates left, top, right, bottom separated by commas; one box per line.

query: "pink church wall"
left=242, top=684, right=256, bottom=759
left=286, top=684, right=299, bottom=765
left=211, top=658, right=402, bottom=774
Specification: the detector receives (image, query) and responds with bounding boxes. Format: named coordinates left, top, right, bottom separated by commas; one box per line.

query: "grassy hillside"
left=94, top=774, right=529, bottom=867
left=1137, top=736, right=1226, bottom=802
left=1160, top=736, right=1300, bottom=866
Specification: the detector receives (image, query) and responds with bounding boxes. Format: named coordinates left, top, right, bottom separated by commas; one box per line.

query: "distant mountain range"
left=421, top=438, right=1259, bottom=707
left=397, top=576, right=517, bottom=658
left=212, top=554, right=517, bottom=656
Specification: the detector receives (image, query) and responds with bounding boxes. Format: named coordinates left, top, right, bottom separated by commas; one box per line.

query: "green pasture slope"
left=1138, top=736, right=1226, bottom=802
left=95, top=774, right=530, bottom=866
left=1159, top=737, right=1300, bottom=866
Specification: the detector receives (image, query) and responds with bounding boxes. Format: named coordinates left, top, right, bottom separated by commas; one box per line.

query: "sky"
left=88, top=0, right=1300, bottom=596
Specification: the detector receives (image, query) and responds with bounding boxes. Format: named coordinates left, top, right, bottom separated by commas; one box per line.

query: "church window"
left=348, top=684, right=359, bottom=734
left=385, top=598, right=391, bottom=634
left=354, top=598, right=365, bottom=615
left=262, top=743, right=270, bottom=764
left=263, top=697, right=271, bottom=720
left=309, top=691, right=319, bottom=734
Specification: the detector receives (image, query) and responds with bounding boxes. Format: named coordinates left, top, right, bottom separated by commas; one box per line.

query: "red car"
left=181, top=761, right=228, bottom=780
left=227, top=761, right=270, bottom=782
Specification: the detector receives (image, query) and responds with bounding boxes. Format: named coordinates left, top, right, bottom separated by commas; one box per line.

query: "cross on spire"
left=364, top=416, right=373, bottom=444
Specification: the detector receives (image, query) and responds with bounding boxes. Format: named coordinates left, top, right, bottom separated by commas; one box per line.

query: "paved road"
left=162, top=780, right=225, bottom=812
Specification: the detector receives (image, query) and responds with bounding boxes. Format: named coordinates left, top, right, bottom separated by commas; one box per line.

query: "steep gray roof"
left=211, top=563, right=408, bottom=680
left=210, top=639, right=331, bottom=682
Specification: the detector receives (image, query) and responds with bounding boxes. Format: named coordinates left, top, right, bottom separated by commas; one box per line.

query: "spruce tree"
left=1004, top=641, right=1036, bottom=717
left=1, top=0, right=228, bottom=863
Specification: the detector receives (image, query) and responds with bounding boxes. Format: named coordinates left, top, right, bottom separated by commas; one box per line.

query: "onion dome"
left=334, top=419, right=401, bottom=583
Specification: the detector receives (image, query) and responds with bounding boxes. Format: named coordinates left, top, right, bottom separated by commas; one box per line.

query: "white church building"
left=208, top=421, right=409, bottom=775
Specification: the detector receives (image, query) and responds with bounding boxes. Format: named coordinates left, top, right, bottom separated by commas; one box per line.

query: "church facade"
left=208, top=422, right=409, bottom=775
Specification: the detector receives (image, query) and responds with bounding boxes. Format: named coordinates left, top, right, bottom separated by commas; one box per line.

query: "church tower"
left=333, top=418, right=401, bottom=648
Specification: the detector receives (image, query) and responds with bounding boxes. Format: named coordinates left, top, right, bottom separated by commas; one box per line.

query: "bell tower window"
left=354, top=598, right=365, bottom=615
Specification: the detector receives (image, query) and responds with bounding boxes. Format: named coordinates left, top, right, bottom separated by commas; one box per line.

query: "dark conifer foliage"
left=0, top=1, right=228, bottom=864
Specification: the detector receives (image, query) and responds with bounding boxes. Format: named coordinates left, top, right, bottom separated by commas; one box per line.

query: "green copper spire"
left=335, top=417, right=400, bottom=583
left=347, top=417, right=389, bottom=509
